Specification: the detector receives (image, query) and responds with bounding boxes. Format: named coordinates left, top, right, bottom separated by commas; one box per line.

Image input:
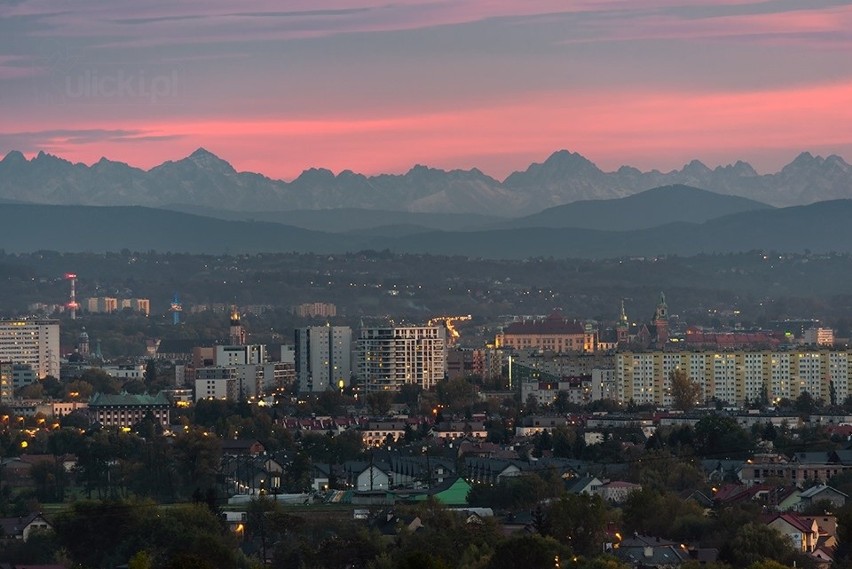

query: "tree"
left=486, top=534, right=568, bottom=569
left=795, top=391, right=819, bottom=415
left=543, top=493, right=608, bottom=556
left=694, top=415, right=754, bottom=459
left=365, top=391, right=393, bottom=416
left=722, top=522, right=798, bottom=568
left=670, top=369, right=702, bottom=411
left=436, top=377, right=478, bottom=413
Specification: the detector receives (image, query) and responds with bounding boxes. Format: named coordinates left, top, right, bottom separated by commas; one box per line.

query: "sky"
left=1, top=0, right=851, bottom=180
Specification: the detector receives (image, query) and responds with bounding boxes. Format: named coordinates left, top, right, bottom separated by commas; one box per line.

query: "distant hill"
left=369, top=200, right=852, bottom=259
left=501, top=185, right=773, bottom=231
left=0, top=204, right=352, bottom=254
left=162, top=205, right=503, bottom=233
left=1, top=148, right=851, bottom=216
left=2, top=200, right=852, bottom=259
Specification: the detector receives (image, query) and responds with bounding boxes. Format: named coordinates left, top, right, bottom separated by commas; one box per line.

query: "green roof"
left=412, top=477, right=471, bottom=506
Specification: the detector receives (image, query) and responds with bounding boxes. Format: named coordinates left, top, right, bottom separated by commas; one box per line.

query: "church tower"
left=229, top=306, right=246, bottom=346
left=616, top=300, right=629, bottom=345
left=653, top=292, right=669, bottom=345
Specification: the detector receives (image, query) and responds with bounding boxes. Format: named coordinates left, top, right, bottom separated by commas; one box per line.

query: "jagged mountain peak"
left=682, top=159, right=711, bottom=175
left=542, top=149, right=600, bottom=171
left=714, top=160, right=758, bottom=177
left=293, top=167, right=336, bottom=184
left=1, top=150, right=26, bottom=164
left=184, top=147, right=235, bottom=172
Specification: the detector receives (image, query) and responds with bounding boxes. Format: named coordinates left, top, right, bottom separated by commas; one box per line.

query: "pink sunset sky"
left=1, top=0, right=851, bottom=180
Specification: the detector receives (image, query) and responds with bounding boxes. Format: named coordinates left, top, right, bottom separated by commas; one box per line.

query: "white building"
left=0, top=319, right=60, bottom=379
left=195, top=367, right=237, bottom=401
left=101, top=364, right=146, bottom=380
left=295, top=326, right=352, bottom=392
left=356, top=325, right=446, bottom=392
left=215, top=344, right=266, bottom=366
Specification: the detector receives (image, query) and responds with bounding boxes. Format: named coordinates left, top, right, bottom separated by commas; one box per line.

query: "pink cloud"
left=559, top=4, right=852, bottom=48
left=6, top=79, right=852, bottom=179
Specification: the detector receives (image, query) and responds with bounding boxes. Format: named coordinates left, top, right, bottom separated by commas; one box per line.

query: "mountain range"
left=0, top=186, right=850, bottom=259
left=0, top=148, right=850, bottom=216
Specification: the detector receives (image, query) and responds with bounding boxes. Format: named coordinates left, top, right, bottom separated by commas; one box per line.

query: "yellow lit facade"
left=616, top=350, right=850, bottom=407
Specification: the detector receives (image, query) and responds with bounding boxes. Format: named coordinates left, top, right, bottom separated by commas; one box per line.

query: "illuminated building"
left=357, top=325, right=446, bottom=392
left=0, top=319, right=59, bottom=379
left=616, top=350, right=852, bottom=407
left=88, top=392, right=170, bottom=429
left=496, top=311, right=596, bottom=353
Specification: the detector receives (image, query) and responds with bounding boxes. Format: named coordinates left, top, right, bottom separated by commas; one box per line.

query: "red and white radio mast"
left=65, top=273, right=79, bottom=320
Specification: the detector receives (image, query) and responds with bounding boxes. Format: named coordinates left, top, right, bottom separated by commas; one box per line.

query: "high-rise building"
left=295, top=326, right=352, bottom=392
left=0, top=319, right=60, bottom=379
left=356, top=325, right=446, bottom=392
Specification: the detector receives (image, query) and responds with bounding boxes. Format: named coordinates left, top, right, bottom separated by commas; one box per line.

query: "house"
left=810, top=545, right=835, bottom=568
left=614, top=533, right=689, bottom=568
left=565, top=475, right=603, bottom=496
left=765, top=513, right=819, bottom=552
left=464, top=457, right=524, bottom=485
left=798, top=484, right=847, bottom=511
left=597, top=481, right=641, bottom=504
left=220, top=439, right=265, bottom=456
left=311, top=463, right=331, bottom=492
left=343, top=462, right=391, bottom=492
left=432, top=421, right=487, bottom=441
left=0, top=513, right=52, bottom=541
left=372, top=510, right=423, bottom=540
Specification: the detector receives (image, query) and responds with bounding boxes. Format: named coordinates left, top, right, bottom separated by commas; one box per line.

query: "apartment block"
left=356, top=325, right=446, bottom=392
left=0, top=319, right=60, bottom=379
left=615, top=350, right=852, bottom=407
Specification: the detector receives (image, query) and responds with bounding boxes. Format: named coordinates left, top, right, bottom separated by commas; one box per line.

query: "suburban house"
left=765, top=513, right=820, bottom=552
left=798, top=484, right=847, bottom=511
left=0, top=513, right=52, bottom=541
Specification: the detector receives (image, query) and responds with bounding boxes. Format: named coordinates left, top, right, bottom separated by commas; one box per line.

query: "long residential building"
left=616, top=350, right=852, bottom=407
left=356, top=325, right=446, bottom=392
left=0, top=319, right=59, bottom=379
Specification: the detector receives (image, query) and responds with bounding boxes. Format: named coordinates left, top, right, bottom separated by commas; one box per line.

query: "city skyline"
left=1, top=1, right=851, bottom=180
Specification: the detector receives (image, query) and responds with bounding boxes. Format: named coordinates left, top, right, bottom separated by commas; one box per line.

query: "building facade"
left=295, top=326, right=352, bottom=392
left=293, top=302, right=337, bottom=318
left=0, top=319, right=59, bottom=379
left=496, top=312, right=595, bottom=353
left=616, top=350, right=852, bottom=407
left=357, top=325, right=446, bottom=392
left=88, top=392, right=170, bottom=428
